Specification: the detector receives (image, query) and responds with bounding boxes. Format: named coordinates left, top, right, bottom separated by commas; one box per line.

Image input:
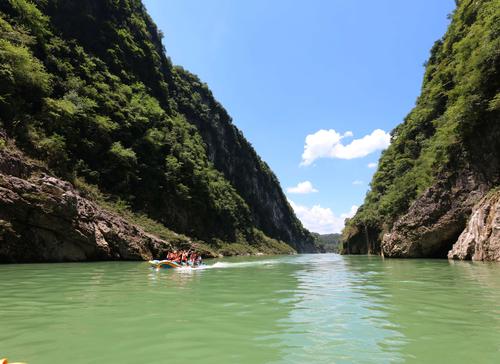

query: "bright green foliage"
left=8, top=0, right=49, bottom=39
left=109, top=142, right=137, bottom=165
left=0, top=0, right=310, bottom=251
left=346, top=0, right=500, bottom=234
left=0, top=15, right=51, bottom=124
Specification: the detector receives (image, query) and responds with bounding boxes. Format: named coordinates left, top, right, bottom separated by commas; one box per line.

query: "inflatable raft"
left=148, top=260, right=183, bottom=269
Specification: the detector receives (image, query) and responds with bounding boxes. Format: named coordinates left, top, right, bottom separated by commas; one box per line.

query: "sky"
left=143, top=0, right=456, bottom=234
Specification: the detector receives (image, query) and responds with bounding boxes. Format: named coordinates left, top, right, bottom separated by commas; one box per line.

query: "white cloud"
left=289, top=200, right=358, bottom=234
left=367, top=162, right=377, bottom=169
left=352, top=180, right=364, bottom=185
left=287, top=181, right=318, bottom=194
left=301, top=129, right=390, bottom=166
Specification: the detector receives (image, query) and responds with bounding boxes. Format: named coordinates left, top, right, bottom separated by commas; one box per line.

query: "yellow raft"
left=148, top=259, right=183, bottom=269
left=1, top=359, right=27, bottom=364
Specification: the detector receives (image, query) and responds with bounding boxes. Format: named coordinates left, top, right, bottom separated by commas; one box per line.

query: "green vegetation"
left=344, top=0, right=500, bottom=240
left=171, top=65, right=311, bottom=247
left=0, top=0, right=312, bottom=254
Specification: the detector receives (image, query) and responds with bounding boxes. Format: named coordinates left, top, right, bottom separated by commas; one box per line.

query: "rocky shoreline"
left=380, top=169, right=491, bottom=260
left=448, top=190, right=500, bottom=261
left=0, top=147, right=175, bottom=263
left=343, top=177, right=500, bottom=262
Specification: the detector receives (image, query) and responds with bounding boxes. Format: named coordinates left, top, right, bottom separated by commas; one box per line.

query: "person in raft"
left=181, top=250, right=188, bottom=264
left=189, top=252, right=202, bottom=266
left=167, top=250, right=178, bottom=262
left=165, top=250, right=202, bottom=266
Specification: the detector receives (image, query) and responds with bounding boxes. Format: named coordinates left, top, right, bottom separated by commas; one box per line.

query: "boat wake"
left=172, top=259, right=279, bottom=272
left=208, top=260, right=278, bottom=269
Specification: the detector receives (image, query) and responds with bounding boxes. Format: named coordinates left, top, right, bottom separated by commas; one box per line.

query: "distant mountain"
left=312, top=233, right=341, bottom=253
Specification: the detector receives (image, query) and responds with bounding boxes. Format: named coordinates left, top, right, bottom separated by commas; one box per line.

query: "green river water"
left=1, top=254, right=499, bottom=363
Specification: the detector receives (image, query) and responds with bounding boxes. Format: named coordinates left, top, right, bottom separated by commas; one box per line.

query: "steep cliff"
left=342, top=0, right=500, bottom=260
left=0, top=0, right=316, bottom=261
left=172, top=68, right=314, bottom=251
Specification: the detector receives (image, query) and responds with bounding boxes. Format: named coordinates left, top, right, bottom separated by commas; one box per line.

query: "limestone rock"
left=448, top=190, right=500, bottom=261
left=0, top=148, right=173, bottom=263
left=381, top=170, right=486, bottom=258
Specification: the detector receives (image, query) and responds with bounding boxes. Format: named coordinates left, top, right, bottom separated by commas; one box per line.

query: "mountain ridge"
left=0, top=0, right=316, bottom=262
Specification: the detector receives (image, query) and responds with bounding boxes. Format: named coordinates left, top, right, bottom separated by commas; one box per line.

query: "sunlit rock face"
left=381, top=169, right=486, bottom=259
left=0, top=148, right=173, bottom=263
left=448, top=191, right=500, bottom=262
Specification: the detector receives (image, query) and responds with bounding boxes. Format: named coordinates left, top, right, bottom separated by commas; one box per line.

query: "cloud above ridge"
left=301, top=129, right=390, bottom=166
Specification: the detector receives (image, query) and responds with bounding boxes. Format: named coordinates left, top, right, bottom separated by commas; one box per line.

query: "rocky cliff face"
left=380, top=168, right=488, bottom=258
left=342, top=225, right=380, bottom=255
left=448, top=190, right=500, bottom=261
left=342, top=0, right=500, bottom=261
left=0, top=147, right=176, bottom=263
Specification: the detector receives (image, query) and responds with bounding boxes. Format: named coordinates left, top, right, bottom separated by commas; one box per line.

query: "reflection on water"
left=274, top=255, right=405, bottom=363
left=1, top=255, right=499, bottom=363
left=342, top=256, right=500, bottom=363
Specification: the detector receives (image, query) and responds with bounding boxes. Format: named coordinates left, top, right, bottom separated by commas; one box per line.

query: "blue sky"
left=144, top=0, right=455, bottom=234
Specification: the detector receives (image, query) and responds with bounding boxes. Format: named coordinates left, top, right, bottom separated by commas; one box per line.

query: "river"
left=1, top=254, right=499, bottom=363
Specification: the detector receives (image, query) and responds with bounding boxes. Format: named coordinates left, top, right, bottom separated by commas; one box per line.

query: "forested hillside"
left=0, top=0, right=316, bottom=262
left=342, top=0, right=500, bottom=260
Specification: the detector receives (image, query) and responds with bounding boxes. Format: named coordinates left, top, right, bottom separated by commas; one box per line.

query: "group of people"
left=166, top=250, right=202, bottom=266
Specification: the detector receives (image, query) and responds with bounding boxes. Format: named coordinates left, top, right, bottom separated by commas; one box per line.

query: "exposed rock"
left=448, top=190, right=500, bottom=261
left=341, top=224, right=380, bottom=255
left=0, top=148, right=174, bottom=263
left=381, top=170, right=487, bottom=258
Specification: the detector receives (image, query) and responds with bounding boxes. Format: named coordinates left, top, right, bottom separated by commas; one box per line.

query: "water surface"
left=1, top=254, right=499, bottom=363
